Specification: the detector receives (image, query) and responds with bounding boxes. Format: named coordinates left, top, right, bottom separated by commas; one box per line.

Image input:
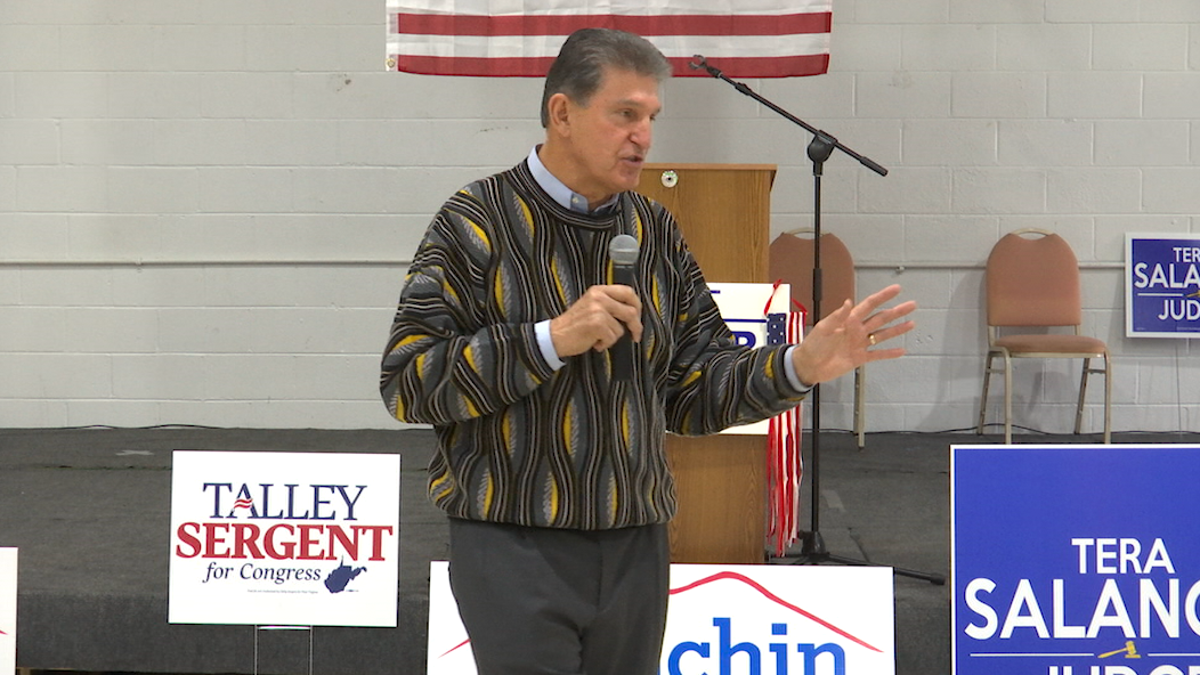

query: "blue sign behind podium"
left=953, top=444, right=1200, bottom=675
left=1126, top=234, right=1200, bottom=338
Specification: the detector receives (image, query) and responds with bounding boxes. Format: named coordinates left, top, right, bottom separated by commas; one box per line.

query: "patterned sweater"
left=381, top=160, right=809, bottom=530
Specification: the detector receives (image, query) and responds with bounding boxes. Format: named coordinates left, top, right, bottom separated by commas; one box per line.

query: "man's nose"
left=631, top=118, right=652, bottom=149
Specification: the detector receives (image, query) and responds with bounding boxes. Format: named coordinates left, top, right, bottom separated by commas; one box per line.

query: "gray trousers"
left=447, top=517, right=671, bottom=675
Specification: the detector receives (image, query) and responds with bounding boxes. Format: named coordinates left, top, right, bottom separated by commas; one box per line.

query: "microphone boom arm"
left=688, top=55, right=887, bottom=176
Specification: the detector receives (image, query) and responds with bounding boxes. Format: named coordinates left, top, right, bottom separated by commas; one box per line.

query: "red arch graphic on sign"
left=439, top=569, right=883, bottom=659
left=668, top=571, right=882, bottom=653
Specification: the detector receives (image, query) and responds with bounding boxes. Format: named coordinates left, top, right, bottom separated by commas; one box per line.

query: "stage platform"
left=3, top=426, right=1179, bottom=675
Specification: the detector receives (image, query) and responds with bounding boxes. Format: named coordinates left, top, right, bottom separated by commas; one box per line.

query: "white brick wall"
left=1, top=0, right=1198, bottom=433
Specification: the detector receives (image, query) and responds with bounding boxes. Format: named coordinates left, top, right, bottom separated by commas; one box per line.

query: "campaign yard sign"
left=428, top=562, right=895, bottom=675
left=1, top=548, right=15, bottom=674
left=953, top=444, right=1200, bottom=675
left=708, top=282, right=796, bottom=436
left=169, top=451, right=400, bottom=627
left=1126, top=234, right=1200, bottom=337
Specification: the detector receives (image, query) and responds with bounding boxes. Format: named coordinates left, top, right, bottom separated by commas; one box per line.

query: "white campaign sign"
left=708, top=282, right=794, bottom=435
left=168, top=451, right=400, bottom=627
left=427, top=562, right=895, bottom=675
left=1, top=548, right=15, bottom=674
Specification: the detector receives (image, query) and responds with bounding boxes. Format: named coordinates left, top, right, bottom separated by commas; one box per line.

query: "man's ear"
left=546, top=92, right=572, bottom=135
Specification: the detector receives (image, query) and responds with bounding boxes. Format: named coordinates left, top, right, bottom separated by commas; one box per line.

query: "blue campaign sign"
left=1126, top=234, right=1200, bottom=338
left=952, top=444, right=1200, bottom=675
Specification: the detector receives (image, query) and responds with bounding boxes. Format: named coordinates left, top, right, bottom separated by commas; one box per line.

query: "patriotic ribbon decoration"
left=386, top=0, right=832, bottom=78
left=765, top=282, right=806, bottom=557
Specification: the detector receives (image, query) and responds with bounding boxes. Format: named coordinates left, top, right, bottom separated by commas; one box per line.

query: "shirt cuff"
left=783, top=346, right=814, bottom=394
left=535, top=320, right=566, bottom=371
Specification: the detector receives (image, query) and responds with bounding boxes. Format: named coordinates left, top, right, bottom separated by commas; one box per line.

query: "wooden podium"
left=637, top=163, right=777, bottom=564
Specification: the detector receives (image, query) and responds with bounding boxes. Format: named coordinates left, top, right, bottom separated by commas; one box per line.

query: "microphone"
left=608, top=234, right=639, bottom=381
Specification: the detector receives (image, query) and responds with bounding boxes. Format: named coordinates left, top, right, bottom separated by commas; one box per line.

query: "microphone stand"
left=690, top=56, right=944, bottom=585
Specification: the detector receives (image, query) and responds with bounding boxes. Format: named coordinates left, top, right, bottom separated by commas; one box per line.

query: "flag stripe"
left=389, top=33, right=830, bottom=58
left=389, top=0, right=832, bottom=17
left=391, top=53, right=829, bottom=78
left=395, top=12, right=832, bottom=37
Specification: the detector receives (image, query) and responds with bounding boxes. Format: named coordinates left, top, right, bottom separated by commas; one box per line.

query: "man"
left=381, top=28, right=915, bottom=675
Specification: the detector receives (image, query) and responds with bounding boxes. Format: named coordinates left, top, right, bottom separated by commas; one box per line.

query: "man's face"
left=560, top=67, right=662, bottom=206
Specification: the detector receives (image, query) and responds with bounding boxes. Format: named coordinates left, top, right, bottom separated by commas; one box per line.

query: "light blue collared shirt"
left=527, top=147, right=809, bottom=391
left=527, top=145, right=619, bottom=214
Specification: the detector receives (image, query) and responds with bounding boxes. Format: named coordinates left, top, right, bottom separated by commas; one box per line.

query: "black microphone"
left=608, top=234, right=639, bottom=381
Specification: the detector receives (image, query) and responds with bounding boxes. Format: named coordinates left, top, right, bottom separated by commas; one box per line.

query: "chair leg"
left=1003, top=354, right=1013, bottom=444
left=1075, top=357, right=1090, bottom=436
left=978, top=352, right=995, bottom=435
left=1103, top=353, right=1112, bottom=444
left=854, top=365, right=865, bottom=449
left=1075, top=355, right=1113, bottom=443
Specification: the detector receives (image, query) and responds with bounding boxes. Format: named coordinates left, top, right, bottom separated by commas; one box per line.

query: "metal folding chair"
left=978, top=228, right=1112, bottom=444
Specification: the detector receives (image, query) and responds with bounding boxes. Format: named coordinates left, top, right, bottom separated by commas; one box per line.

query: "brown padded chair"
left=977, top=228, right=1112, bottom=444
left=768, top=230, right=866, bottom=448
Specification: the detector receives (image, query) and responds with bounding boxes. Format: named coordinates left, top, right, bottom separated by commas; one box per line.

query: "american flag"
left=766, top=307, right=805, bottom=557
left=386, top=0, right=832, bottom=78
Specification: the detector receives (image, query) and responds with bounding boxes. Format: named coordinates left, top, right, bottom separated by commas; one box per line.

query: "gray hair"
left=540, top=28, right=672, bottom=128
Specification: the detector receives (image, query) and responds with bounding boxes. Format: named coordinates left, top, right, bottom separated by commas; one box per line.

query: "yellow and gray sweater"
left=381, top=160, right=808, bottom=530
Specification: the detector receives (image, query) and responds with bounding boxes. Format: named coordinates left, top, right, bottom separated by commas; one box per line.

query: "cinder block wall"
left=1, top=0, right=1197, bottom=432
